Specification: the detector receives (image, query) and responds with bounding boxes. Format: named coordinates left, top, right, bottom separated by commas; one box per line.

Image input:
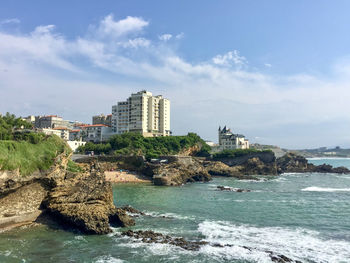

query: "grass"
left=0, top=135, right=69, bottom=176
left=66, top=159, right=82, bottom=173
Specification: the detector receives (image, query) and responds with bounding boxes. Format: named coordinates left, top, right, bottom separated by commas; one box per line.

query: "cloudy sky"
left=1, top=0, right=350, bottom=149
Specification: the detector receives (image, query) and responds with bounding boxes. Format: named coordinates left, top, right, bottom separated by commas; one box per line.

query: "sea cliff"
left=0, top=144, right=134, bottom=233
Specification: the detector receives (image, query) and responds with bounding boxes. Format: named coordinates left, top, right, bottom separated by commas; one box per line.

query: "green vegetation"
left=0, top=113, right=70, bottom=175
left=0, top=135, right=69, bottom=175
left=67, top=159, right=82, bottom=173
left=78, top=132, right=211, bottom=159
left=212, top=148, right=273, bottom=159
left=0, top=112, right=33, bottom=140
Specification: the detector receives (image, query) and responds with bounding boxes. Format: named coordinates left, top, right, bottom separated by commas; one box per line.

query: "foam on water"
left=94, top=255, right=124, bottom=263
left=302, top=186, right=350, bottom=192
left=143, top=211, right=195, bottom=220
left=198, top=220, right=350, bottom=262
left=307, top=157, right=350, bottom=161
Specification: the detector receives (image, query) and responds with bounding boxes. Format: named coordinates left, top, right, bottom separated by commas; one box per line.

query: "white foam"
left=198, top=220, right=350, bottom=262
left=307, top=157, right=350, bottom=160
left=94, top=255, right=124, bottom=263
left=301, top=186, right=350, bottom=192
left=143, top=211, right=195, bottom=220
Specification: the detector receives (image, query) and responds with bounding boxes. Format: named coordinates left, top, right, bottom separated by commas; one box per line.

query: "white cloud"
left=159, top=34, right=172, bottom=41
left=121, top=37, right=151, bottom=48
left=94, top=14, right=148, bottom=39
left=175, top=32, right=184, bottom=39
left=1, top=18, right=20, bottom=24
left=264, top=63, right=272, bottom=68
left=212, top=50, right=247, bottom=69
left=0, top=15, right=350, bottom=148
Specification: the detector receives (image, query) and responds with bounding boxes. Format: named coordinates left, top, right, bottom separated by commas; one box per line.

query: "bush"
left=78, top=132, right=210, bottom=159
left=212, top=148, right=273, bottom=159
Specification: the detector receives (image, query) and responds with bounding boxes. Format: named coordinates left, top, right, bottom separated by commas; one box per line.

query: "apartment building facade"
left=92, top=114, right=112, bottom=126
left=112, top=90, right=171, bottom=137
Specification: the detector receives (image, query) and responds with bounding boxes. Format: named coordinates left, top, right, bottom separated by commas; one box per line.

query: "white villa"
left=218, top=126, right=249, bottom=150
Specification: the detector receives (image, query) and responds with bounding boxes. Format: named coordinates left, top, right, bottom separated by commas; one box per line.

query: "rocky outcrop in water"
left=0, top=152, right=134, bottom=234
left=277, top=152, right=350, bottom=174
left=216, top=186, right=251, bottom=192
left=43, top=168, right=134, bottom=234
left=145, top=157, right=211, bottom=186
left=122, top=230, right=208, bottom=250
left=122, top=230, right=301, bottom=263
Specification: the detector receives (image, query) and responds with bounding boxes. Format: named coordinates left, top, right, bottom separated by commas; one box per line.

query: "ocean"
left=1, top=158, right=350, bottom=263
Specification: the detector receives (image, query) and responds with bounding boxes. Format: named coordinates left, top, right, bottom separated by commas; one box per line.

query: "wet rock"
left=216, top=186, right=251, bottom=192
left=121, top=230, right=208, bottom=251
left=146, top=157, right=211, bottom=186
left=277, top=152, right=350, bottom=174
left=120, top=205, right=145, bottom=216
left=43, top=171, right=135, bottom=234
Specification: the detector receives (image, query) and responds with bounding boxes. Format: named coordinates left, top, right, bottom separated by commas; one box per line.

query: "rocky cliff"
left=0, top=151, right=134, bottom=233
left=73, top=151, right=350, bottom=188
left=277, top=152, right=350, bottom=174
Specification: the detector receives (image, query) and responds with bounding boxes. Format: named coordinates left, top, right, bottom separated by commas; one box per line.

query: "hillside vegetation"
left=79, top=132, right=211, bottom=159
left=212, top=148, right=273, bottom=159
left=0, top=113, right=69, bottom=175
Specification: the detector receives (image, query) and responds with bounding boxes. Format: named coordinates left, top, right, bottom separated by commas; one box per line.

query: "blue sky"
left=0, top=0, right=350, bottom=148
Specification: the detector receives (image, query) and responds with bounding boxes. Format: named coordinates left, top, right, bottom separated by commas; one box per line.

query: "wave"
left=307, top=157, right=350, bottom=160
left=94, top=255, right=124, bottom=263
left=198, top=220, right=350, bottom=262
left=143, top=211, right=195, bottom=220
left=301, top=186, right=350, bottom=192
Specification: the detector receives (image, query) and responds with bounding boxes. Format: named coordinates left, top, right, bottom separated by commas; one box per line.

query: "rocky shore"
left=0, top=151, right=134, bottom=234
left=76, top=152, right=350, bottom=186
left=1, top=150, right=349, bottom=234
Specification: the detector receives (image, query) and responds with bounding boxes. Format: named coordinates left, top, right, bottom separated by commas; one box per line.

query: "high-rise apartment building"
left=112, top=90, right=171, bottom=137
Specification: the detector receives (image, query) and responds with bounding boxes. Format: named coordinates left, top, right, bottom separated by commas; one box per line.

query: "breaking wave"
left=197, top=220, right=350, bottom=262
left=301, top=186, right=350, bottom=192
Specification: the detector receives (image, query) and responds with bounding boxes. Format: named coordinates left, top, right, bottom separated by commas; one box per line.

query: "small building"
left=92, top=114, right=112, bottom=126
left=38, top=128, right=63, bottom=138
left=34, top=115, right=70, bottom=129
left=218, top=126, right=249, bottom=150
left=69, top=129, right=83, bottom=141
left=22, top=115, right=35, bottom=125
left=67, top=140, right=86, bottom=152
left=80, top=124, right=114, bottom=143
left=52, top=127, right=70, bottom=141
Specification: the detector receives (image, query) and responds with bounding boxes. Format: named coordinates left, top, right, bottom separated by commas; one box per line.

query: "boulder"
left=43, top=171, right=134, bottom=234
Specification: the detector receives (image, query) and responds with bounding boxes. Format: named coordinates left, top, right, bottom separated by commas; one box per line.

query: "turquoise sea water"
left=1, top=158, right=350, bottom=263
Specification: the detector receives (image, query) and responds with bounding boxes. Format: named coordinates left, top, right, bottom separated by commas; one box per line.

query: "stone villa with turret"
left=218, top=126, right=249, bottom=150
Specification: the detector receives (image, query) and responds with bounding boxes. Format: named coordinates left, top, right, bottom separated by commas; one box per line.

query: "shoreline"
left=105, top=170, right=152, bottom=184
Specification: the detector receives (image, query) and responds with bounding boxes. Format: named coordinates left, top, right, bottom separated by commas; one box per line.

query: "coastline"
left=105, top=170, right=151, bottom=184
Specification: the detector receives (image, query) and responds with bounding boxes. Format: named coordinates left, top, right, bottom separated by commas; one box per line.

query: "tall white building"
left=112, top=90, right=171, bottom=137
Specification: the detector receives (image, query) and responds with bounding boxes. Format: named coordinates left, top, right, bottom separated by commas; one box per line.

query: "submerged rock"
left=121, top=230, right=208, bottom=251
left=216, top=186, right=251, bottom=192
left=122, top=230, right=301, bottom=262
left=120, top=205, right=145, bottom=216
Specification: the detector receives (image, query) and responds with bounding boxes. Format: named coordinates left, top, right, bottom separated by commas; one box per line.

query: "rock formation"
left=0, top=152, right=134, bottom=234
left=277, top=152, right=350, bottom=174
left=122, top=229, right=301, bottom=263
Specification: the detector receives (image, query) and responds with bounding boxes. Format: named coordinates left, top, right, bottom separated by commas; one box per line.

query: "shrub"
left=212, top=148, right=273, bottom=159
left=78, top=132, right=210, bottom=159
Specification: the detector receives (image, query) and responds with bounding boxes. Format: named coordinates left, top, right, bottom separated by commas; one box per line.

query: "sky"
left=0, top=0, right=350, bottom=149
